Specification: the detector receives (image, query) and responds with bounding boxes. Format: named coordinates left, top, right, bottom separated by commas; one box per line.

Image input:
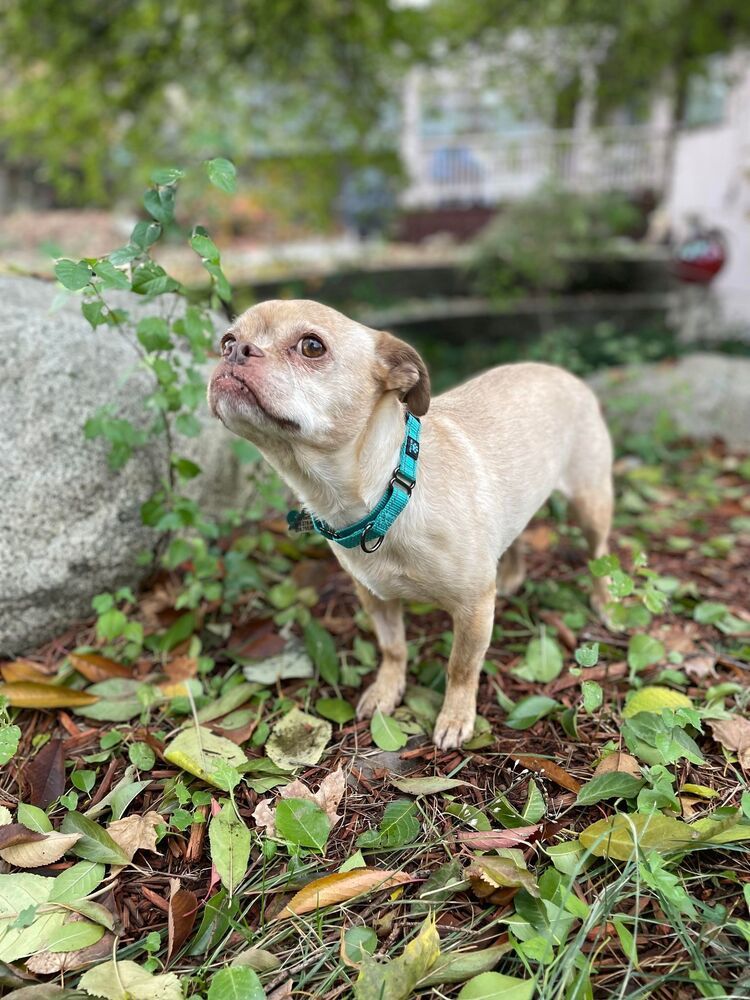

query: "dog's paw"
left=433, top=708, right=476, bottom=750
left=356, top=680, right=404, bottom=721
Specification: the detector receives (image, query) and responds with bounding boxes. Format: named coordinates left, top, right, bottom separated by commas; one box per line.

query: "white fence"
left=401, top=126, right=671, bottom=208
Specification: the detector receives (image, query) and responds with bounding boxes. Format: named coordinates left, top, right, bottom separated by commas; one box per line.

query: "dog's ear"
left=375, top=331, right=431, bottom=416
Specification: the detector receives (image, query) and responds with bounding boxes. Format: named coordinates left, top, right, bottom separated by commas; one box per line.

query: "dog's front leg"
left=354, top=582, right=407, bottom=720
left=434, top=587, right=496, bottom=750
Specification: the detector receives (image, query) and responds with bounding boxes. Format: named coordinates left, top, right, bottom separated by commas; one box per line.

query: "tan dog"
left=208, top=300, right=613, bottom=749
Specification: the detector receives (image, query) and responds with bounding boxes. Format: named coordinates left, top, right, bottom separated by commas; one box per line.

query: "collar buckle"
left=390, top=469, right=415, bottom=495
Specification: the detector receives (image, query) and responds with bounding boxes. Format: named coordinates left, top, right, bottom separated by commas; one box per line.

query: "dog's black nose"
left=225, top=340, right=264, bottom=364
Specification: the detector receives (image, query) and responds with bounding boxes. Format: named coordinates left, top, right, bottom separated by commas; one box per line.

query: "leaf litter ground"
left=1, top=440, right=749, bottom=999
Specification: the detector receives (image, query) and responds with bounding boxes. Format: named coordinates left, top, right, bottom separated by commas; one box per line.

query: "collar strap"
left=287, top=411, right=421, bottom=553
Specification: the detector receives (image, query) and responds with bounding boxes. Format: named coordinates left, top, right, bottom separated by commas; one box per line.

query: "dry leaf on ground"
left=511, top=755, right=581, bottom=793
left=273, top=868, right=415, bottom=921
left=0, top=830, right=82, bottom=868
left=709, top=718, right=750, bottom=770
left=107, top=812, right=163, bottom=862
left=253, top=766, right=346, bottom=836
left=593, top=752, right=642, bottom=778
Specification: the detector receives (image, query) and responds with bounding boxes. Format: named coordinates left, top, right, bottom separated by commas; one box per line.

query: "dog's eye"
left=221, top=335, right=236, bottom=356
left=298, top=336, right=326, bottom=359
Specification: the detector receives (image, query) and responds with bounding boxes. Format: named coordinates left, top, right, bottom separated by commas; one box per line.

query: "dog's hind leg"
left=497, top=538, right=526, bottom=596
left=354, top=582, right=408, bottom=720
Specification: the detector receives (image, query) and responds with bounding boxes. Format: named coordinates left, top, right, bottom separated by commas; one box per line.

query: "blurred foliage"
left=2, top=2, right=750, bottom=209
left=411, top=322, right=682, bottom=394
left=0, top=0, right=424, bottom=205
left=431, top=0, right=750, bottom=120
left=469, top=186, right=642, bottom=301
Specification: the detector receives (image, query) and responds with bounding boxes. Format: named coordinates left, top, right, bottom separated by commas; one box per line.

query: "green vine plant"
left=53, top=160, right=304, bottom=661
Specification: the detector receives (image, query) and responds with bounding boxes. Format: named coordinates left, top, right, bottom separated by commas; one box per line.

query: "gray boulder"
left=589, top=353, right=750, bottom=450
left=0, top=275, right=247, bottom=655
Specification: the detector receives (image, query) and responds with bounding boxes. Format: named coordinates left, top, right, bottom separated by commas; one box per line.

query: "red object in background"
left=673, top=230, right=726, bottom=284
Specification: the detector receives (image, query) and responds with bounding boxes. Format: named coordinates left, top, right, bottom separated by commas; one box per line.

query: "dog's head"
left=208, top=300, right=430, bottom=449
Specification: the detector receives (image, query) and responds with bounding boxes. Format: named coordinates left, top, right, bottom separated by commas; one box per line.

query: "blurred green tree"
left=0, top=0, right=426, bottom=205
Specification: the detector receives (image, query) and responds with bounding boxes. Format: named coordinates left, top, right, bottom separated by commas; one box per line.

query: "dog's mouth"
left=211, top=371, right=299, bottom=431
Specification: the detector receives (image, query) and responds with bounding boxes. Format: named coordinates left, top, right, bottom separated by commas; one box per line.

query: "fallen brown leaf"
left=164, top=655, right=198, bottom=682
left=709, top=718, right=750, bottom=771
left=253, top=767, right=346, bottom=837
left=0, top=830, right=81, bottom=868
left=683, top=653, right=718, bottom=681
left=0, top=682, right=98, bottom=709
left=457, top=824, right=541, bottom=851
left=593, top=752, right=642, bottom=778
left=68, top=652, right=132, bottom=682
left=0, top=659, right=55, bottom=683
left=512, top=755, right=581, bottom=793
left=167, top=881, right=198, bottom=962
left=0, top=823, right=46, bottom=851
left=273, top=868, right=415, bottom=921
left=107, top=811, right=163, bottom=862
left=26, top=930, right=115, bottom=974
left=25, top=738, right=66, bottom=808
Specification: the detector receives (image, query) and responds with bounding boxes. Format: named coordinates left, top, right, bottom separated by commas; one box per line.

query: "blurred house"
left=397, top=46, right=750, bottom=328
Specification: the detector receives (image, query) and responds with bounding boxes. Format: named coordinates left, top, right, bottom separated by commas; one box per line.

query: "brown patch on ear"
left=375, top=331, right=431, bottom=416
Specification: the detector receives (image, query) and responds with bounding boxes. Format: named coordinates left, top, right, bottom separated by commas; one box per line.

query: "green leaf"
left=130, top=220, right=162, bottom=250
left=371, top=709, right=408, bottom=751
left=512, top=635, right=563, bottom=683
left=458, top=972, right=534, bottom=999
left=575, top=773, right=644, bottom=806
left=17, top=804, right=52, bottom=834
left=49, top=862, right=105, bottom=903
left=209, top=803, right=251, bottom=898
left=92, top=259, right=130, bottom=290
left=579, top=812, right=699, bottom=860
left=358, top=800, right=420, bottom=850
left=79, top=960, right=183, bottom=1000
left=344, top=926, right=378, bottom=963
left=581, top=680, right=603, bottom=713
left=46, top=918, right=104, bottom=954
left=304, top=620, right=339, bottom=685
left=144, top=185, right=176, bottom=225
left=206, top=157, right=237, bottom=194
left=0, top=872, right=67, bottom=962
left=0, top=725, right=21, bottom=765
left=275, top=798, right=330, bottom=852
left=137, top=317, right=172, bottom=352
left=504, top=695, right=560, bottom=730
left=151, top=167, right=185, bottom=185
left=265, top=708, right=331, bottom=771
left=419, top=944, right=512, bottom=987
left=54, top=259, right=92, bottom=290
left=315, top=697, right=355, bottom=724
left=190, top=230, right=221, bottom=263
left=622, top=686, right=693, bottom=718
left=74, top=678, right=144, bottom=722
left=165, top=727, right=247, bottom=789
left=355, top=915, right=439, bottom=1000
left=390, top=776, right=468, bottom=796
left=207, top=967, right=265, bottom=1000
left=60, top=813, right=129, bottom=865
left=589, top=554, right=619, bottom=577
left=627, top=634, right=665, bottom=672
left=575, top=642, right=599, bottom=668
left=128, top=742, right=156, bottom=770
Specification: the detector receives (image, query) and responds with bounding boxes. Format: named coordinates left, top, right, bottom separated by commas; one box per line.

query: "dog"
left=208, top=300, right=613, bottom=749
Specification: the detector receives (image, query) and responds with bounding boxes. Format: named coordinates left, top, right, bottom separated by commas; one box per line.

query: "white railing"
left=401, top=126, right=671, bottom=208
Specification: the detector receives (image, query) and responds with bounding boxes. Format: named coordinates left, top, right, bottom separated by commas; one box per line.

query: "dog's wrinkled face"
left=208, top=300, right=430, bottom=450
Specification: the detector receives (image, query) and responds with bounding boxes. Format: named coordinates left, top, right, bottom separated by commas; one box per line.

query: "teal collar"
left=287, top=411, right=421, bottom=553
